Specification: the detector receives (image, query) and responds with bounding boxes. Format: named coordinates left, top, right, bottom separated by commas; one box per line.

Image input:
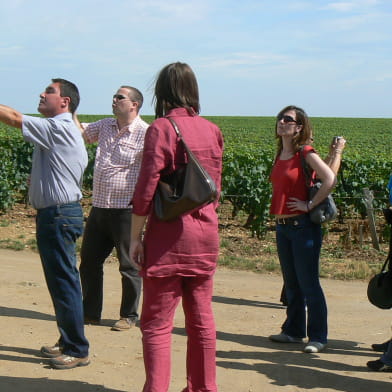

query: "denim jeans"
left=80, top=207, right=141, bottom=321
left=381, top=340, right=392, bottom=366
left=36, top=202, right=89, bottom=358
left=276, top=214, right=328, bottom=343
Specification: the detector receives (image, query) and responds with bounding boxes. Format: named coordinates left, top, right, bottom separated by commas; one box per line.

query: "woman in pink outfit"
left=129, top=62, right=223, bottom=392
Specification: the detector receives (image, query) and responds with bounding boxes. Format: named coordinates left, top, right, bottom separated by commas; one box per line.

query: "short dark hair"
left=121, top=85, right=144, bottom=111
left=153, top=62, right=200, bottom=118
left=52, top=78, right=80, bottom=113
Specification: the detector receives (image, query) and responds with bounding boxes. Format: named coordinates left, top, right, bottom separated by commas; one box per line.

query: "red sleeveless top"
left=270, top=145, right=315, bottom=215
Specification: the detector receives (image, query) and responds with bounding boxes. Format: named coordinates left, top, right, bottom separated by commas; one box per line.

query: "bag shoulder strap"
left=167, top=117, right=195, bottom=155
left=381, top=254, right=391, bottom=273
left=387, top=223, right=392, bottom=271
left=378, top=225, right=392, bottom=272
left=167, top=117, right=183, bottom=139
left=166, top=117, right=216, bottom=189
left=166, top=117, right=200, bottom=162
left=300, top=145, right=314, bottom=187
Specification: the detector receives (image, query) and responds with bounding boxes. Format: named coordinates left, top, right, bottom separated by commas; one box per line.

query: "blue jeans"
left=36, top=202, right=89, bottom=358
left=381, top=340, right=392, bottom=366
left=276, top=214, right=328, bottom=343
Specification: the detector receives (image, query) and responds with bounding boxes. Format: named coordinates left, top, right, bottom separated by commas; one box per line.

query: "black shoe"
left=371, top=339, right=391, bottom=352
left=84, top=317, right=100, bottom=325
left=367, top=359, right=392, bottom=372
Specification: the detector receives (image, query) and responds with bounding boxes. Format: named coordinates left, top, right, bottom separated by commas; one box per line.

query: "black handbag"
left=367, top=209, right=392, bottom=309
left=153, top=118, right=218, bottom=221
left=300, top=147, right=337, bottom=224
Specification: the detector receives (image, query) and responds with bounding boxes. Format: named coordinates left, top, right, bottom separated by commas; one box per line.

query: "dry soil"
left=1, top=249, right=392, bottom=391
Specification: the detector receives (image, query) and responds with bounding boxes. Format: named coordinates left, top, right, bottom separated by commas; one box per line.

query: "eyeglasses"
left=113, top=94, right=130, bottom=101
left=278, top=114, right=297, bottom=124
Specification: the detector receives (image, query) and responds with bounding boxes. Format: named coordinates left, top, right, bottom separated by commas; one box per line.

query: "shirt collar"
left=114, top=115, right=142, bottom=133
left=165, top=107, right=197, bottom=118
left=52, top=112, right=73, bottom=120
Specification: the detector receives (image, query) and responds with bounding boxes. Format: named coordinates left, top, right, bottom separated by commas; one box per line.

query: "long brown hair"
left=153, top=62, right=200, bottom=118
left=275, top=105, right=313, bottom=156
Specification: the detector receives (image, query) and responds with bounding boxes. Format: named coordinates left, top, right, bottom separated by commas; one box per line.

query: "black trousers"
left=80, top=207, right=141, bottom=321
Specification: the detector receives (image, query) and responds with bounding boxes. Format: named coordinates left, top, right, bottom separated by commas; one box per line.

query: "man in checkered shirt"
left=75, top=86, right=149, bottom=331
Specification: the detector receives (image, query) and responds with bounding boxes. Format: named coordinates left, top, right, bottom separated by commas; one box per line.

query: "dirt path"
left=1, top=249, right=392, bottom=392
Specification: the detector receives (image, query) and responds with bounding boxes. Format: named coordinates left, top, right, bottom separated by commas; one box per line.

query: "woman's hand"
left=129, top=239, right=144, bottom=271
left=287, top=197, right=309, bottom=212
left=129, top=213, right=148, bottom=271
left=329, top=136, right=346, bottom=155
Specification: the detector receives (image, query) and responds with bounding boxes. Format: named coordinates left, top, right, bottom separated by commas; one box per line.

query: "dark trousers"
left=36, top=202, right=89, bottom=357
left=80, top=207, right=141, bottom=321
left=382, top=340, right=392, bottom=366
left=276, top=214, right=328, bottom=343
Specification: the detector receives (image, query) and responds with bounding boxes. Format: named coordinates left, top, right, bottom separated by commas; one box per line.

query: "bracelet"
left=334, top=149, right=342, bottom=154
left=307, top=200, right=313, bottom=211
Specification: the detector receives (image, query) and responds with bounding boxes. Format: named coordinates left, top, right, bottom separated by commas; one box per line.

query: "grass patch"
left=0, top=239, right=25, bottom=251
left=218, top=254, right=283, bottom=274
left=0, top=237, right=37, bottom=252
left=25, top=238, right=37, bottom=251
left=0, top=219, right=12, bottom=227
left=218, top=254, right=270, bottom=271
left=218, top=224, right=388, bottom=280
left=320, top=260, right=378, bottom=280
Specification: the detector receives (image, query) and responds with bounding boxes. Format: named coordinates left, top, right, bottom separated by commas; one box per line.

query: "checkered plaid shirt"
left=83, top=116, right=149, bottom=208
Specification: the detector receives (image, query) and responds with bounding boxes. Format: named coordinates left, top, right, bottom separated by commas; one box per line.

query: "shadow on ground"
left=0, top=377, right=124, bottom=392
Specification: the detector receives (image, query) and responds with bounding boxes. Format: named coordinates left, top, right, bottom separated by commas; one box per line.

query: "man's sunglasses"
left=113, top=94, right=129, bottom=101
left=278, top=114, right=297, bottom=124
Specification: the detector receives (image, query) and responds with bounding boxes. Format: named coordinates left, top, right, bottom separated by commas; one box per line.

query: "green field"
left=81, top=114, right=392, bottom=159
left=206, top=115, right=392, bottom=160
left=21, top=113, right=390, bottom=159
left=1, top=114, right=390, bottom=277
left=0, top=115, right=391, bottom=237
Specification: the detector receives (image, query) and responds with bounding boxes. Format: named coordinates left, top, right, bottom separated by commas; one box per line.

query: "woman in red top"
left=129, top=62, right=223, bottom=392
left=269, top=105, right=336, bottom=354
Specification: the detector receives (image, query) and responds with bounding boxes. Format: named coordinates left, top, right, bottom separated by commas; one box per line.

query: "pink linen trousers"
left=132, top=107, right=224, bottom=392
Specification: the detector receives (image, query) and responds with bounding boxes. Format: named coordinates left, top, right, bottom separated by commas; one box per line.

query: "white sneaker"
left=304, top=341, right=326, bottom=353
